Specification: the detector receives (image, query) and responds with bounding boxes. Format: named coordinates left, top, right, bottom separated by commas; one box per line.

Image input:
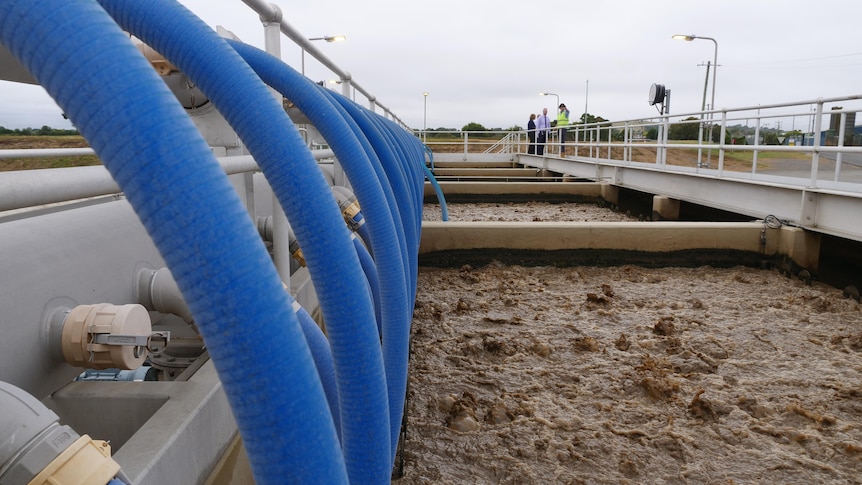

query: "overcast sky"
left=1, top=0, right=860, bottom=131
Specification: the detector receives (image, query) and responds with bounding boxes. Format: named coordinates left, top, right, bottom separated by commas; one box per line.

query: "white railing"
left=238, top=0, right=410, bottom=131
left=482, top=132, right=519, bottom=154
left=420, top=131, right=520, bottom=161
left=572, top=95, right=862, bottom=187
left=424, top=95, right=862, bottom=189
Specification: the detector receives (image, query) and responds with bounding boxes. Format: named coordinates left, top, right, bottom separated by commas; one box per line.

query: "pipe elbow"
left=258, top=3, right=282, bottom=25
left=0, top=381, right=129, bottom=485
left=137, top=267, right=194, bottom=324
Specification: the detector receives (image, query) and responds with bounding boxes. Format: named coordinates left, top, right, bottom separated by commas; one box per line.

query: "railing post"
left=664, top=117, right=670, bottom=165
left=810, top=100, right=824, bottom=187
left=574, top=126, right=580, bottom=158
left=624, top=123, right=630, bottom=163
left=660, top=116, right=669, bottom=165
left=259, top=4, right=293, bottom=287
left=717, top=110, right=727, bottom=176
left=606, top=126, right=611, bottom=161
left=463, top=131, right=469, bottom=161
left=752, top=110, right=761, bottom=174
left=341, top=75, right=352, bottom=100
left=835, top=111, right=846, bottom=182
left=705, top=115, right=715, bottom=168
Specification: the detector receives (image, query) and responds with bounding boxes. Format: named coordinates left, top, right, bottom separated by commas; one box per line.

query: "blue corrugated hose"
left=0, top=0, right=355, bottom=483
left=97, top=0, right=390, bottom=482
left=225, top=39, right=422, bottom=464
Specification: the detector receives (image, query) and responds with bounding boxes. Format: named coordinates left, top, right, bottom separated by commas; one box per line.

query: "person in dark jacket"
left=527, top=113, right=537, bottom=154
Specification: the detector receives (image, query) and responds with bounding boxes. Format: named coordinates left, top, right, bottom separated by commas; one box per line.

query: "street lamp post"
left=673, top=34, right=718, bottom=167
left=302, top=35, right=346, bottom=76
left=540, top=92, right=561, bottom=154
left=423, top=92, right=429, bottom=143
left=672, top=34, right=717, bottom=119
left=539, top=92, right=559, bottom=111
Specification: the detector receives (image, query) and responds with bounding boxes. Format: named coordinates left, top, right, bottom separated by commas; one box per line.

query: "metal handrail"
left=483, top=132, right=517, bottom=154
left=240, top=0, right=409, bottom=130
left=423, top=94, right=862, bottom=188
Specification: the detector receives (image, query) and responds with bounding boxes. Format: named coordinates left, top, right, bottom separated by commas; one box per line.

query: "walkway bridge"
left=420, top=98, right=862, bottom=295
left=426, top=94, right=862, bottom=244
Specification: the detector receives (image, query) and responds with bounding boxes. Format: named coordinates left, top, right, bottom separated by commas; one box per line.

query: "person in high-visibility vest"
left=557, top=103, right=570, bottom=155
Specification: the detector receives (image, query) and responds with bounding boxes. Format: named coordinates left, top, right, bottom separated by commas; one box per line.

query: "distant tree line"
left=418, top=118, right=814, bottom=146
left=645, top=118, right=792, bottom=145
left=0, top=125, right=79, bottom=136
left=414, top=125, right=515, bottom=139
left=415, top=116, right=613, bottom=140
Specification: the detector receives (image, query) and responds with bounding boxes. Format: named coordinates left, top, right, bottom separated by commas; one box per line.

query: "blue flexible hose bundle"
left=1, top=0, right=434, bottom=482
left=225, top=39, right=420, bottom=462
left=0, top=1, right=349, bottom=483
left=97, top=1, right=392, bottom=482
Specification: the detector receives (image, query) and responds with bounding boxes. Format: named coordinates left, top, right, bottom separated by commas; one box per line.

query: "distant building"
left=826, top=107, right=857, bottom=146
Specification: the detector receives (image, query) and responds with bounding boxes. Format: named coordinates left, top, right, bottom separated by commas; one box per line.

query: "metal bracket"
left=90, top=331, right=171, bottom=359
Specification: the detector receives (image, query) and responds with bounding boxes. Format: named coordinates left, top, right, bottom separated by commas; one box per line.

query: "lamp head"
left=672, top=34, right=696, bottom=41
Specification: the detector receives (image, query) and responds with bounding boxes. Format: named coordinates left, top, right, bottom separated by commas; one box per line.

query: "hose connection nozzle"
left=50, top=303, right=168, bottom=370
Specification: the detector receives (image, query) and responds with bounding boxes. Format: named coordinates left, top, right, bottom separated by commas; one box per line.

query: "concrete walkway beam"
left=424, top=181, right=607, bottom=202
left=419, top=221, right=819, bottom=272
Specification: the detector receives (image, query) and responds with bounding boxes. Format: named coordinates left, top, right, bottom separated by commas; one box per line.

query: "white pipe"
left=0, top=150, right=335, bottom=212
left=0, top=166, right=120, bottom=211
left=258, top=4, right=292, bottom=286
left=0, top=147, right=94, bottom=159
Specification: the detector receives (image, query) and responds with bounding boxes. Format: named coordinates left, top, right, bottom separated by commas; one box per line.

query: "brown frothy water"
left=423, top=201, right=638, bottom=223
left=396, top=203, right=862, bottom=484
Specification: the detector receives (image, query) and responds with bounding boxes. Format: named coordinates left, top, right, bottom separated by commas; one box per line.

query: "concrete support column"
left=600, top=183, right=619, bottom=207
left=778, top=226, right=821, bottom=273
left=652, top=195, right=680, bottom=221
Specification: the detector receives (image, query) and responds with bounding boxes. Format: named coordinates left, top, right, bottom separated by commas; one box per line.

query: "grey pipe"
left=137, top=267, right=193, bottom=324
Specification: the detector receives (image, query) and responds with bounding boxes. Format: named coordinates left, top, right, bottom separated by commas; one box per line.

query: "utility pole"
left=584, top=80, right=589, bottom=121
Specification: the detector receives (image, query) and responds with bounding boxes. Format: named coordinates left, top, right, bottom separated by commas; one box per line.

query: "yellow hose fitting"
left=26, top=435, right=120, bottom=485
left=341, top=201, right=361, bottom=222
